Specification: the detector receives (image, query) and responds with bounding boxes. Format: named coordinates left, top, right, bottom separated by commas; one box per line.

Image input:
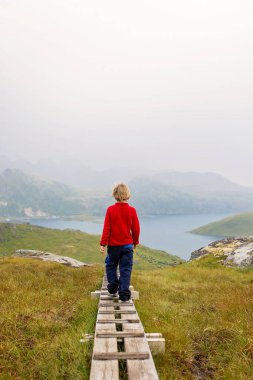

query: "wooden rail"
left=90, top=273, right=159, bottom=380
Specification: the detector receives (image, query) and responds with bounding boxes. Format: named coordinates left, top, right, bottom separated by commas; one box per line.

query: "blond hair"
left=112, top=183, right=131, bottom=202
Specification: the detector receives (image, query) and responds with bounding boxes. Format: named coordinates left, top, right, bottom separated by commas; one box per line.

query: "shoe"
left=109, top=292, right=118, bottom=297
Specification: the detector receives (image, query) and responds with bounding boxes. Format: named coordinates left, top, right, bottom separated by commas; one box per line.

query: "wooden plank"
left=146, top=338, right=165, bottom=353
left=98, top=310, right=136, bottom=314
left=90, top=310, right=119, bottom=380
left=99, top=299, right=117, bottom=305
left=96, top=331, right=145, bottom=338
left=91, top=291, right=101, bottom=298
left=125, top=338, right=159, bottom=379
left=91, top=273, right=159, bottom=380
left=93, top=352, right=149, bottom=360
left=94, top=311, right=115, bottom=330
left=100, top=296, right=119, bottom=300
left=99, top=304, right=134, bottom=307
left=124, top=310, right=159, bottom=380
left=97, top=319, right=140, bottom=324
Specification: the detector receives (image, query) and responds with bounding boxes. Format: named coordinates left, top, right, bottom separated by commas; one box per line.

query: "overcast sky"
left=1, top=0, right=253, bottom=185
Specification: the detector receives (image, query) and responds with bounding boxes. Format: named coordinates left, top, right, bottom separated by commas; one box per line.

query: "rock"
left=190, top=237, right=253, bottom=267
left=13, top=249, right=91, bottom=267
left=190, top=247, right=210, bottom=260
left=225, top=243, right=253, bottom=267
left=23, top=208, right=49, bottom=217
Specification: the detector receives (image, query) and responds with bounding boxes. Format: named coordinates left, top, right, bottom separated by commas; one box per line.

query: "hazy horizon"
left=1, top=1, right=253, bottom=185
left=2, top=154, right=253, bottom=191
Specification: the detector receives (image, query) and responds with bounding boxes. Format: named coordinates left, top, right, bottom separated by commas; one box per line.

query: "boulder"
left=13, top=249, right=91, bottom=267
left=190, top=237, right=253, bottom=267
left=225, top=243, right=253, bottom=266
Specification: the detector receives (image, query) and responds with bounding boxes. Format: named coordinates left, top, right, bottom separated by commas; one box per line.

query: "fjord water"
left=32, top=213, right=229, bottom=260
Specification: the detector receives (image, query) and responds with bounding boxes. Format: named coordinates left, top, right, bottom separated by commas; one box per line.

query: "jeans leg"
left=119, top=248, right=133, bottom=301
left=105, top=247, right=120, bottom=294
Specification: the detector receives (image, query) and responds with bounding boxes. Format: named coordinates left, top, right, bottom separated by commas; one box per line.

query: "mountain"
left=0, top=155, right=155, bottom=188
left=2, top=156, right=253, bottom=216
left=141, top=171, right=253, bottom=193
left=0, top=168, right=88, bottom=217
left=129, top=173, right=253, bottom=215
left=191, top=211, right=253, bottom=237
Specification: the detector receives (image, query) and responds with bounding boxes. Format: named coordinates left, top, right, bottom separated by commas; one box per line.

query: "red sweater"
left=100, top=202, right=140, bottom=246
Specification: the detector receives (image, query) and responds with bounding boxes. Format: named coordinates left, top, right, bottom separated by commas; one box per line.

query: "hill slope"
left=1, top=254, right=253, bottom=379
left=132, top=260, right=253, bottom=379
left=0, top=258, right=102, bottom=379
left=191, top=211, right=253, bottom=237
left=0, top=220, right=252, bottom=379
left=0, top=223, right=183, bottom=269
left=0, top=168, right=88, bottom=217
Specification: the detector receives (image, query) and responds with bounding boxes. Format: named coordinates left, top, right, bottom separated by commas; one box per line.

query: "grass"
left=0, top=223, right=182, bottom=269
left=132, top=256, right=253, bottom=379
left=0, top=258, right=103, bottom=380
left=191, top=211, right=253, bottom=237
left=2, top=222, right=253, bottom=378
left=0, top=222, right=181, bottom=378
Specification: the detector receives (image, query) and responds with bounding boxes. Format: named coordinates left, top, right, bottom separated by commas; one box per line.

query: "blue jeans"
left=105, top=245, right=133, bottom=301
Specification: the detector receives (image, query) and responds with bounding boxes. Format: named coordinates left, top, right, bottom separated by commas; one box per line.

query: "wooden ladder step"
left=100, top=296, right=119, bottom=300
left=90, top=272, right=159, bottom=380
left=93, top=352, right=149, bottom=360
left=97, top=319, right=140, bottom=324
left=96, top=332, right=144, bottom=338
left=98, top=310, right=136, bottom=314
left=99, top=302, right=134, bottom=307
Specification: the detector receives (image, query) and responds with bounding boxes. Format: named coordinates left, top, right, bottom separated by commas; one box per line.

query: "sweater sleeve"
left=131, top=209, right=140, bottom=246
left=100, top=208, right=111, bottom=246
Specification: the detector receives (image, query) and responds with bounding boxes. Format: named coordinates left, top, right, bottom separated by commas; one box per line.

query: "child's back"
left=100, top=183, right=140, bottom=301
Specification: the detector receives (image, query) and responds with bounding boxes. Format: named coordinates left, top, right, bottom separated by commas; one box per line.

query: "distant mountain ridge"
left=129, top=175, right=253, bottom=215
left=1, top=157, right=253, bottom=217
left=0, top=168, right=87, bottom=217
left=0, top=155, right=155, bottom=188
left=142, top=171, right=253, bottom=193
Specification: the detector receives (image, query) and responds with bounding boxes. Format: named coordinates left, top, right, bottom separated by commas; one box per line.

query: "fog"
left=1, top=1, right=253, bottom=185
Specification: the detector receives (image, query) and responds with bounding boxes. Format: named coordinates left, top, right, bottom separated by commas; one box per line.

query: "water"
left=31, top=213, right=229, bottom=260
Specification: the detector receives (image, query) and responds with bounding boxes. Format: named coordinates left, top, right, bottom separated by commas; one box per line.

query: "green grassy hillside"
left=1, top=254, right=253, bottom=379
left=0, top=223, right=182, bottom=269
left=2, top=222, right=252, bottom=379
left=191, top=211, right=253, bottom=237
left=0, top=258, right=103, bottom=379
left=132, top=257, right=253, bottom=379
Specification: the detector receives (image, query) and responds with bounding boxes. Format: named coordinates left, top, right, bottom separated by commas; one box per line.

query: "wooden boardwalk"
left=90, top=274, right=159, bottom=380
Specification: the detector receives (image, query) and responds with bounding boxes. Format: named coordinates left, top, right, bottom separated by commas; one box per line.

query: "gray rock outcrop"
left=225, top=243, right=253, bottom=266
left=13, top=249, right=91, bottom=267
left=190, top=237, right=253, bottom=267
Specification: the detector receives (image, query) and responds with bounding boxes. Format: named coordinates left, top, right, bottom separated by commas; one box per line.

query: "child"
left=100, top=183, right=140, bottom=302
